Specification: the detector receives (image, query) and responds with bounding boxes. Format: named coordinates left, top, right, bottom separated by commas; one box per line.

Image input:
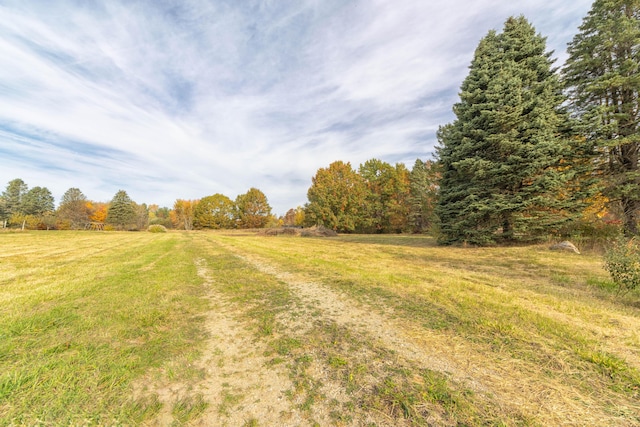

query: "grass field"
left=0, top=230, right=639, bottom=426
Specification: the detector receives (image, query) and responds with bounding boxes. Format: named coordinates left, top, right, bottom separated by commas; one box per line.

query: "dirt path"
left=234, top=253, right=483, bottom=389
left=136, top=259, right=303, bottom=426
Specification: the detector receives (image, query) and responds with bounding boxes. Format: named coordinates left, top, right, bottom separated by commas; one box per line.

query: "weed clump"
left=148, top=224, right=167, bottom=233
left=604, top=237, right=640, bottom=294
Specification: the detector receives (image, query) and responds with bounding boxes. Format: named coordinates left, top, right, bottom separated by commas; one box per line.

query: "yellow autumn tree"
left=171, top=199, right=198, bottom=230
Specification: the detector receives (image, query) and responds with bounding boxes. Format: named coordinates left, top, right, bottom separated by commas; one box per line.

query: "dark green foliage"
left=1, top=179, right=28, bottom=220
left=194, top=193, right=235, bottom=229
left=21, top=187, right=54, bottom=216
left=235, top=188, right=272, bottom=229
left=436, top=16, right=574, bottom=245
left=563, top=0, right=640, bottom=236
left=106, top=190, right=136, bottom=230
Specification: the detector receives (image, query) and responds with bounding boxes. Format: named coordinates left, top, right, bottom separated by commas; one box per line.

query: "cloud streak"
left=0, top=0, right=592, bottom=213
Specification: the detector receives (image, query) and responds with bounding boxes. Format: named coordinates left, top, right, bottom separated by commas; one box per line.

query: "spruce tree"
left=1, top=179, right=28, bottom=220
left=21, top=187, right=55, bottom=216
left=436, top=16, right=572, bottom=245
left=563, top=0, right=640, bottom=236
left=106, top=190, right=136, bottom=230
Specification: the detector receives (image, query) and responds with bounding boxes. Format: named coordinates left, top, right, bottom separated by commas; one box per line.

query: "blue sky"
left=0, top=0, right=592, bottom=214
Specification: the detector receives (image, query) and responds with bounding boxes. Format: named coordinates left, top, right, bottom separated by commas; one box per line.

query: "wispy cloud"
left=0, top=0, right=592, bottom=213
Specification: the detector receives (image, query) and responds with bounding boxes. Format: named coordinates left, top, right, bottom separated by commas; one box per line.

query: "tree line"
left=1, top=1, right=638, bottom=244
left=0, top=180, right=276, bottom=231
left=0, top=157, right=437, bottom=233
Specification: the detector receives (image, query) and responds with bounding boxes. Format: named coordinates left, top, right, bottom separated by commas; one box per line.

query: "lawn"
left=0, top=230, right=638, bottom=426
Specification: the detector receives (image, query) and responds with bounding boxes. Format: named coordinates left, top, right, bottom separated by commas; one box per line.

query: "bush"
left=603, top=237, right=640, bottom=294
left=148, top=224, right=167, bottom=233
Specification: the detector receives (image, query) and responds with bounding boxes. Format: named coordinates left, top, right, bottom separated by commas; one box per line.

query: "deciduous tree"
left=134, top=203, right=149, bottom=230
left=305, top=161, right=367, bottom=232
left=409, top=159, right=440, bottom=234
left=283, top=206, right=305, bottom=227
left=57, top=188, right=90, bottom=229
left=171, top=199, right=198, bottom=230
left=148, top=205, right=172, bottom=228
left=194, top=194, right=235, bottom=229
left=235, top=188, right=271, bottom=229
left=88, top=202, right=108, bottom=223
left=359, top=159, right=410, bottom=233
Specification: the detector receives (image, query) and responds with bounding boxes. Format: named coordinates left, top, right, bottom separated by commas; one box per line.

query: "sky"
left=0, top=0, right=594, bottom=215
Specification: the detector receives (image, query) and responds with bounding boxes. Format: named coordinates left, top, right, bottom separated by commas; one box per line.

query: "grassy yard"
left=0, top=230, right=638, bottom=426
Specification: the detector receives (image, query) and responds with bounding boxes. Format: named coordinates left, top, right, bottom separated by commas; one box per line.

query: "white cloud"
left=0, top=0, right=593, bottom=214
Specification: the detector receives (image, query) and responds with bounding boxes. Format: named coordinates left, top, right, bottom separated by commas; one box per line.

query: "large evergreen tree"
left=105, top=190, right=136, bottom=230
left=436, top=16, right=573, bottom=245
left=21, top=187, right=55, bottom=216
left=563, top=0, right=640, bottom=236
left=1, top=179, right=28, bottom=221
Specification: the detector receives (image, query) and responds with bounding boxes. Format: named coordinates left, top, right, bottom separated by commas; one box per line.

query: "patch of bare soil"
left=134, top=260, right=302, bottom=426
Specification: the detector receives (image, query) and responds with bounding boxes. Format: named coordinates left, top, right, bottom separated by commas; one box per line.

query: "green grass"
left=1, top=230, right=639, bottom=426
left=0, top=231, right=208, bottom=425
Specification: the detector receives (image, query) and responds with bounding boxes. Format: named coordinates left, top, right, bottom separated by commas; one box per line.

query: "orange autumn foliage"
left=87, top=201, right=108, bottom=223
